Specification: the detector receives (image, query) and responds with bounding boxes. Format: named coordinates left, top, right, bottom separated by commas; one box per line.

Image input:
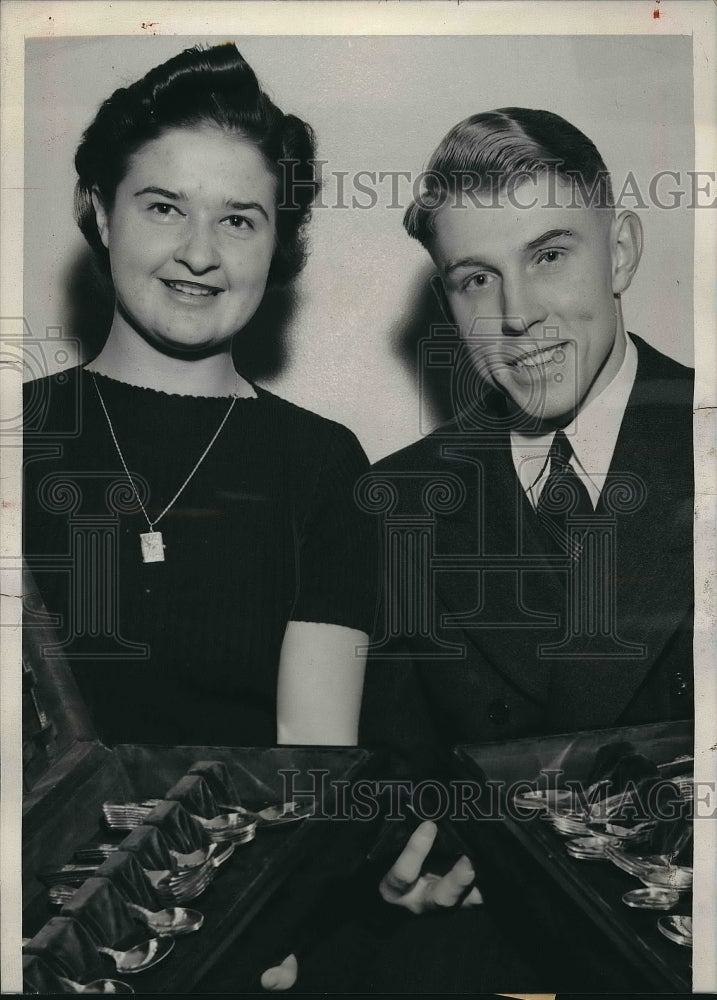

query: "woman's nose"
left=174, top=221, right=220, bottom=274
left=500, top=278, right=546, bottom=336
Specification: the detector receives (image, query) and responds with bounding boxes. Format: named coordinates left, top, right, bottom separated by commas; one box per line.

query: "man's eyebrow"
left=524, top=228, right=575, bottom=252
left=443, top=256, right=491, bottom=276
left=443, top=229, right=577, bottom=275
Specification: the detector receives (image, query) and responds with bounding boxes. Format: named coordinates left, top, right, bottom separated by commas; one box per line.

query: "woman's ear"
left=611, top=210, right=643, bottom=296
left=91, top=188, right=110, bottom=250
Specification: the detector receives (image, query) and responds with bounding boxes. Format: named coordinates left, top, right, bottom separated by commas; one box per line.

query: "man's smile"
left=508, top=343, right=568, bottom=370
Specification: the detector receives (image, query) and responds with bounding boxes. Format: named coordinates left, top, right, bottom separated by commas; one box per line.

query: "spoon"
left=257, top=800, right=313, bottom=823
left=125, top=901, right=204, bottom=936
left=161, top=841, right=232, bottom=883
left=171, top=843, right=217, bottom=869
left=96, top=936, right=174, bottom=974
left=58, top=975, right=134, bottom=994
left=218, top=799, right=313, bottom=827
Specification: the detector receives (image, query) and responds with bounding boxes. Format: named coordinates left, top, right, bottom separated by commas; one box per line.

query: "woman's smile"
left=160, top=278, right=224, bottom=300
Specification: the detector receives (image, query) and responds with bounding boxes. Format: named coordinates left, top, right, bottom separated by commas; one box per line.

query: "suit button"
left=670, top=671, right=689, bottom=698
left=488, top=700, right=510, bottom=725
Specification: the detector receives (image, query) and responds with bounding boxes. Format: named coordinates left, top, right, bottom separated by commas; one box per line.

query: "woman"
left=23, top=43, right=376, bottom=748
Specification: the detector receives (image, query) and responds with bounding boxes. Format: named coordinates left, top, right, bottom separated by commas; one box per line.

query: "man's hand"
left=261, top=953, right=298, bottom=992
left=378, top=820, right=483, bottom=914
left=259, top=821, right=482, bottom=990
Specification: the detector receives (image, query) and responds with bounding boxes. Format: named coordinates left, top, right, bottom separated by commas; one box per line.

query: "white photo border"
left=1, top=2, right=715, bottom=994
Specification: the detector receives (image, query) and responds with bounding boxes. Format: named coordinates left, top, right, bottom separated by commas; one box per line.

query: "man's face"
left=432, top=173, right=624, bottom=427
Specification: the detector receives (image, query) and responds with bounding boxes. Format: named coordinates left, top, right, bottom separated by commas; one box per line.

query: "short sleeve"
left=291, top=423, right=378, bottom=635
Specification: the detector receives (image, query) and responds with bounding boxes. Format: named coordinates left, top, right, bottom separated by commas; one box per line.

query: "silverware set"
left=47, top=885, right=205, bottom=937
left=102, top=800, right=258, bottom=845
left=43, top=835, right=235, bottom=911
left=146, top=840, right=235, bottom=906
left=29, top=765, right=311, bottom=995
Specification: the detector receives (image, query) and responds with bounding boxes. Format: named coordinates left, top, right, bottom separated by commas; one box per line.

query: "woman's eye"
left=148, top=202, right=181, bottom=218
left=223, top=215, right=254, bottom=231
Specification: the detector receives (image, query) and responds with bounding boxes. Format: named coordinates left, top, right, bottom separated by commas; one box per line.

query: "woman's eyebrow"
left=226, top=199, right=270, bottom=222
left=134, top=185, right=185, bottom=200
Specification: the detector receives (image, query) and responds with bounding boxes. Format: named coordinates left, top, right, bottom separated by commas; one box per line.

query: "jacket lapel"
left=431, top=337, right=693, bottom=726
left=431, top=432, right=564, bottom=706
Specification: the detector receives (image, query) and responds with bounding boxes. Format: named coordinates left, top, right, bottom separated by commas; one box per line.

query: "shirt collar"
left=510, top=331, right=638, bottom=507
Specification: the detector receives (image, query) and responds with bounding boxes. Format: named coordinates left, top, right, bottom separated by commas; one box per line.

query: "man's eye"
left=536, top=248, right=565, bottom=265
left=462, top=272, right=495, bottom=292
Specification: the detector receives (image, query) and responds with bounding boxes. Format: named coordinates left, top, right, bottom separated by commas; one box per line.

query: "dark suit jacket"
left=360, top=335, right=694, bottom=777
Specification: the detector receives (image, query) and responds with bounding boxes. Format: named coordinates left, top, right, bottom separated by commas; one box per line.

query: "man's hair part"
left=403, top=108, right=614, bottom=249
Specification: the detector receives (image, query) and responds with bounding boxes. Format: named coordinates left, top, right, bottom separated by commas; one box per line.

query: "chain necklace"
left=91, top=371, right=240, bottom=563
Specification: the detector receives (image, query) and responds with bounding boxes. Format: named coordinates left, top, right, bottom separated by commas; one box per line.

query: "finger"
left=260, top=953, right=298, bottom=992
left=381, top=821, right=438, bottom=894
left=460, top=885, right=484, bottom=907
left=427, top=854, right=475, bottom=909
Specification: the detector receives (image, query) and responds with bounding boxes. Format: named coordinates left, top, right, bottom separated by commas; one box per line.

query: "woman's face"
left=93, top=125, right=277, bottom=356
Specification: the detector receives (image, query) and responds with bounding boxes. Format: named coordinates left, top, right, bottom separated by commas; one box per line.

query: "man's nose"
left=500, top=277, right=546, bottom=336
left=174, top=221, right=220, bottom=275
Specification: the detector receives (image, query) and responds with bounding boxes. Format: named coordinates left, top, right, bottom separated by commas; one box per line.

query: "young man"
left=263, top=109, right=695, bottom=994
left=361, top=108, right=694, bottom=778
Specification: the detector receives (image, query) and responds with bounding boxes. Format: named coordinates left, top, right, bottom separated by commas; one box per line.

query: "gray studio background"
left=24, top=34, right=694, bottom=462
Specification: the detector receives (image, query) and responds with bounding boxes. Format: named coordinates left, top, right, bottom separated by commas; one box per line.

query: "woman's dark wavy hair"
left=74, top=43, right=319, bottom=285
left=404, top=108, right=614, bottom=249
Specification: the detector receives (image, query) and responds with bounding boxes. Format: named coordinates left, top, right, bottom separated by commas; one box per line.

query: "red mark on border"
left=141, top=21, right=159, bottom=29
left=653, top=0, right=660, bottom=18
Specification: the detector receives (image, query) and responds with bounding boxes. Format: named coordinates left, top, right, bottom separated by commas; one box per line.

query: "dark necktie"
left=536, top=429, right=594, bottom=558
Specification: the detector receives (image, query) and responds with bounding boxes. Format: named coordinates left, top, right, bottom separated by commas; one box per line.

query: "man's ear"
left=430, top=273, right=455, bottom=324
left=611, top=210, right=643, bottom=296
left=91, top=188, right=110, bottom=250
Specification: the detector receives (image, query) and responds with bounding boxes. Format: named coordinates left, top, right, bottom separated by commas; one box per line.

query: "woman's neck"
left=85, top=331, right=255, bottom=398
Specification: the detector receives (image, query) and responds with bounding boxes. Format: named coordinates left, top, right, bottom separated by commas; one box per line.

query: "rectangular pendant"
left=140, top=531, right=165, bottom=563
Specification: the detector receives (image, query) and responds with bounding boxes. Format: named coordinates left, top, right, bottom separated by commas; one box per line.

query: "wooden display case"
left=452, top=719, right=693, bottom=993
left=21, top=573, right=377, bottom=993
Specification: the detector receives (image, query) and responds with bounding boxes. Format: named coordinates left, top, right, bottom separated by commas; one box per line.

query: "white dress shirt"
left=510, top=332, right=639, bottom=511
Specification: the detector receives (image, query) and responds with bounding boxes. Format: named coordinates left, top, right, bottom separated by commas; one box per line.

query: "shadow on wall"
left=65, top=251, right=114, bottom=361
left=64, top=248, right=296, bottom=382
left=392, top=264, right=461, bottom=430
left=233, top=284, right=297, bottom=383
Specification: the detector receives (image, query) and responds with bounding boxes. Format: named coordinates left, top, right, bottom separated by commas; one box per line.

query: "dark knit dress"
left=23, top=367, right=377, bottom=746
